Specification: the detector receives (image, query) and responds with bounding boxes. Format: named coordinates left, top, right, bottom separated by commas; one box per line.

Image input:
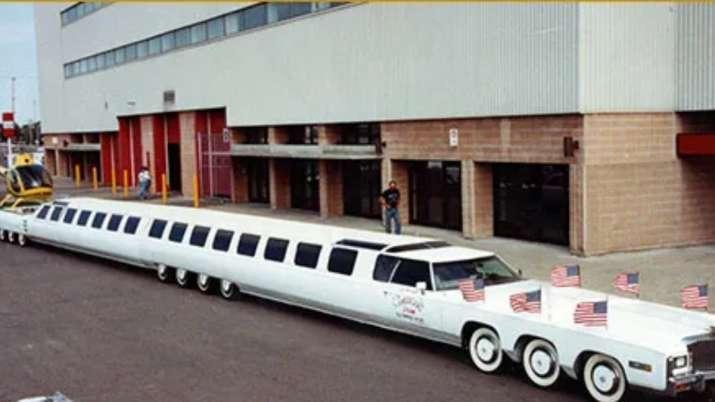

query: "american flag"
left=458, top=277, right=485, bottom=302
left=509, top=289, right=542, bottom=314
left=551, top=264, right=581, bottom=287
left=574, top=300, right=608, bottom=327
left=612, top=272, right=640, bottom=295
left=681, top=284, right=709, bottom=310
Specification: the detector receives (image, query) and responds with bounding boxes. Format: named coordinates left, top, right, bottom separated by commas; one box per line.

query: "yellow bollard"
left=161, top=173, right=167, bottom=205
left=111, top=169, right=117, bottom=195
left=74, top=165, right=81, bottom=188
left=192, top=174, right=199, bottom=208
left=123, top=169, right=129, bottom=198
left=92, top=167, right=98, bottom=190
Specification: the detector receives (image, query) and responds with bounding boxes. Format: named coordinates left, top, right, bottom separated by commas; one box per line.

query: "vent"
left=163, top=90, right=175, bottom=104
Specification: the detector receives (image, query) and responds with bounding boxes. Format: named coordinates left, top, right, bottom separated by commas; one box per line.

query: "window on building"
left=244, top=127, right=268, bottom=144
left=189, top=225, right=210, bottom=247
left=373, top=255, right=399, bottom=282
left=149, top=219, right=167, bottom=239
left=50, top=206, right=64, bottom=222
left=168, top=222, right=188, bottom=243
left=63, top=65, right=72, bottom=79
left=327, top=248, right=357, bottom=275
left=190, top=23, right=207, bottom=44
left=114, top=47, right=125, bottom=65
left=242, top=4, right=267, bottom=30
left=125, top=44, right=137, bottom=61
left=269, top=2, right=311, bottom=23
left=391, top=259, right=432, bottom=290
left=287, top=125, right=318, bottom=145
left=79, top=59, right=88, bottom=74
left=87, top=56, right=97, bottom=72
left=107, top=214, right=123, bottom=231
left=339, top=123, right=380, bottom=145
left=148, top=37, right=161, bottom=56
left=95, top=54, right=105, bottom=69
left=36, top=205, right=50, bottom=219
left=207, top=17, right=225, bottom=39
left=212, top=229, right=234, bottom=252
left=124, top=216, right=141, bottom=234
left=91, top=212, right=107, bottom=229
left=104, top=51, right=114, bottom=68
left=175, top=27, right=191, bottom=48
left=136, top=41, right=148, bottom=59
left=225, top=12, right=241, bottom=34
left=294, top=242, right=322, bottom=268
left=77, top=210, right=92, bottom=226
left=237, top=233, right=260, bottom=256
left=161, top=32, right=176, bottom=52
left=63, top=208, right=77, bottom=224
left=264, top=237, right=289, bottom=262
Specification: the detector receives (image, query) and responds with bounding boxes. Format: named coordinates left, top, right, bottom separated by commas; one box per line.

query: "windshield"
left=433, top=256, right=521, bottom=290
left=15, top=165, right=53, bottom=189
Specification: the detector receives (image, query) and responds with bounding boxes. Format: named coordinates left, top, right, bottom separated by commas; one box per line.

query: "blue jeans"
left=138, top=180, right=150, bottom=199
left=384, top=207, right=401, bottom=234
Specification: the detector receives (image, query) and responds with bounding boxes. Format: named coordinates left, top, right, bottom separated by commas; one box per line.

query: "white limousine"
left=1, top=198, right=714, bottom=402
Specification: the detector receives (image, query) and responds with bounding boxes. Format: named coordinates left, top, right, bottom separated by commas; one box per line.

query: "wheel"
left=219, top=279, right=239, bottom=300
left=175, top=268, right=194, bottom=288
left=583, top=354, right=627, bottom=402
left=523, top=339, right=560, bottom=388
left=467, top=327, right=503, bottom=373
left=0, top=230, right=6, bottom=242
left=197, top=273, right=215, bottom=294
left=156, top=264, right=174, bottom=283
left=17, top=233, right=27, bottom=247
left=7, top=232, right=16, bottom=244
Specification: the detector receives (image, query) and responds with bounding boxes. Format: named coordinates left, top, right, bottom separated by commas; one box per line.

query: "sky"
left=0, top=3, right=38, bottom=125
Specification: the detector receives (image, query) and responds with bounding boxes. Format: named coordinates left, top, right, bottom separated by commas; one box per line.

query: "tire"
left=0, top=230, right=6, bottom=242
left=523, top=339, right=560, bottom=388
left=17, top=233, right=27, bottom=247
left=583, top=354, right=627, bottom=402
left=219, top=279, right=239, bottom=300
left=467, top=327, right=503, bottom=373
left=156, top=264, right=174, bottom=283
left=197, top=273, right=215, bottom=294
left=7, top=232, right=16, bottom=244
left=175, top=268, right=194, bottom=288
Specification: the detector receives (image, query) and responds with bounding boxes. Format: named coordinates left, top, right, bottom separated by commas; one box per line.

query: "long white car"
left=1, top=198, right=714, bottom=402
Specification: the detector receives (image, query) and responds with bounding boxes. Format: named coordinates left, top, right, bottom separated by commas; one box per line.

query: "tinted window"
left=50, top=206, right=63, bottom=221
left=207, top=17, right=225, bottom=39
left=328, top=248, right=358, bottom=276
left=149, top=219, right=167, bottom=238
left=63, top=208, right=77, bottom=224
left=169, top=222, right=188, bottom=243
left=373, top=255, right=399, bottom=282
left=107, top=214, right=123, bottom=231
left=191, top=23, right=207, bottom=44
left=36, top=205, right=50, bottom=219
left=92, top=212, right=107, bottom=229
left=294, top=242, right=322, bottom=269
left=237, top=233, right=260, bottom=256
left=391, top=259, right=432, bottom=290
left=189, top=225, right=210, bottom=247
left=212, top=229, right=234, bottom=251
left=264, top=237, right=289, bottom=262
left=77, top=210, right=92, bottom=226
left=124, top=216, right=141, bottom=234
left=242, top=4, right=267, bottom=30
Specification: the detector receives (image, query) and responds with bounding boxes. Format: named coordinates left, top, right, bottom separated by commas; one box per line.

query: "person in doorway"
left=380, top=180, right=401, bottom=235
left=137, top=166, right=151, bottom=200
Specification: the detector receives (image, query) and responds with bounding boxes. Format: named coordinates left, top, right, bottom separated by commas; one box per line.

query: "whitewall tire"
left=197, top=273, right=215, bottom=293
left=0, top=229, right=6, bottom=242
left=219, top=279, right=239, bottom=300
left=7, top=232, right=16, bottom=244
left=583, top=354, right=626, bottom=402
left=175, top=268, right=194, bottom=288
left=156, top=264, right=174, bottom=283
left=523, top=339, right=560, bottom=388
left=468, top=327, right=503, bottom=373
left=17, top=233, right=27, bottom=247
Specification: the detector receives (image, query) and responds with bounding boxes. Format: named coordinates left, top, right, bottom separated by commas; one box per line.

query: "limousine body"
left=1, top=197, right=714, bottom=402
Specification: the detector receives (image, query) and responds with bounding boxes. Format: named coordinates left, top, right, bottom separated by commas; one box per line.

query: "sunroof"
left=384, top=241, right=450, bottom=253
left=335, top=239, right=387, bottom=251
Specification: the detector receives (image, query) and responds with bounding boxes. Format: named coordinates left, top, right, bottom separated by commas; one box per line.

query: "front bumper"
left=668, top=369, right=715, bottom=395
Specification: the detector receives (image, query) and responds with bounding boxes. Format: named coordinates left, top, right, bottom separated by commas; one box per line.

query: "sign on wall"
left=2, top=112, right=14, bottom=139
left=449, top=128, right=459, bottom=147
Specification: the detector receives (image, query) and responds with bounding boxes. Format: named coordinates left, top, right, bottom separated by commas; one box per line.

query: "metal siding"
left=37, top=3, right=579, bottom=133
left=676, top=4, right=715, bottom=111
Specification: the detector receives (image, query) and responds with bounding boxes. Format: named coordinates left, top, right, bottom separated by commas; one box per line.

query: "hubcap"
left=199, top=274, right=209, bottom=287
left=476, top=337, right=496, bottom=362
left=221, top=280, right=232, bottom=293
left=177, top=269, right=187, bottom=282
left=593, top=364, right=618, bottom=394
left=530, top=349, right=554, bottom=377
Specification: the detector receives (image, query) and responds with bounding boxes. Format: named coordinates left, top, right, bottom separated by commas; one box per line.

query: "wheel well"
left=574, top=350, right=627, bottom=383
left=461, top=321, right=499, bottom=348
left=512, top=335, right=555, bottom=363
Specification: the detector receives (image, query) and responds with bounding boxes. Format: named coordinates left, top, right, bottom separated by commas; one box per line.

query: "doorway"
left=246, top=158, right=269, bottom=203
left=290, top=160, right=319, bottom=211
left=167, top=143, right=182, bottom=192
left=409, top=161, right=462, bottom=230
left=343, top=160, right=381, bottom=219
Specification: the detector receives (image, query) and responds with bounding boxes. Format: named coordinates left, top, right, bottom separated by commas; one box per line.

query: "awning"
left=677, top=133, right=715, bottom=157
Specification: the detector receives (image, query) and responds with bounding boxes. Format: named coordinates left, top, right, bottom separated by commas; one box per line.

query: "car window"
left=328, top=248, right=358, bottom=276
left=168, top=222, right=188, bottom=243
left=149, top=219, right=167, bottom=239
left=390, top=259, right=432, bottom=290
left=294, top=242, right=322, bottom=269
left=107, top=214, right=123, bottom=231
left=63, top=208, right=77, bottom=224
left=373, top=255, right=399, bottom=282
left=91, top=212, right=107, bottom=229
left=189, top=225, right=210, bottom=247
left=265, top=237, right=289, bottom=262
left=36, top=205, right=50, bottom=219
left=124, top=216, right=141, bottom=234
left=212, top=229, right=234, bottom=251
left=77, top=210, right=92, bottom=226
left=237, top=233, right=260, bottom=256
left=50, top=206, right=64, bottom=222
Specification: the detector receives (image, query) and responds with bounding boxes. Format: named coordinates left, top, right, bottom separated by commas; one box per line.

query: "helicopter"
left=0, top=152, right=53, bottom=209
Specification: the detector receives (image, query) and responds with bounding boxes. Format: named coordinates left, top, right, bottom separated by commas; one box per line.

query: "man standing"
left=137, top=166, right=151, bottom=200
left=380, top=180, right=401, bottom=234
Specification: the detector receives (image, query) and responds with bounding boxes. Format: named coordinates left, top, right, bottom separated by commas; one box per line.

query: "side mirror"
left=416, top=281, right=427, bottom=293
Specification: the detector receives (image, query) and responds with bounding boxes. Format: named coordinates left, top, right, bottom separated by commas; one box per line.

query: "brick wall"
left=269, top=158, right=291, bottom=209
left=179, top=112, right=197, bottom=197
left=319, top=160, right=343, bottom=218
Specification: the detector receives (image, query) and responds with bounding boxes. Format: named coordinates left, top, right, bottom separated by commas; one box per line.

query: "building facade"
left=35, top=2, right=715, bottom=255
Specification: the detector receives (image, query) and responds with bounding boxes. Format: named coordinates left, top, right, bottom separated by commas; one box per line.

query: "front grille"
left=689, top=340, right=715, bottom=371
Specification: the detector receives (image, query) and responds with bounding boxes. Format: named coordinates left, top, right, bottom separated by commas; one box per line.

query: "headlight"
left=673, top=356, right=688, bottom=369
